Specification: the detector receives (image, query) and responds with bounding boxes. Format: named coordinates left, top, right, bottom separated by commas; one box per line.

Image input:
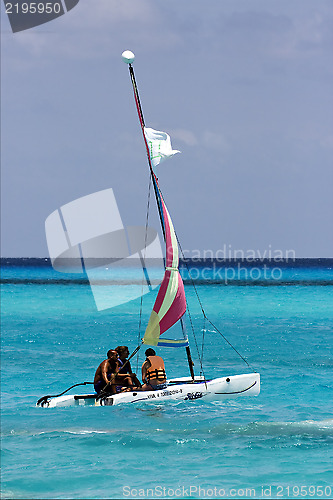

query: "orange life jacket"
left=146, top=356, right=166, bottom=381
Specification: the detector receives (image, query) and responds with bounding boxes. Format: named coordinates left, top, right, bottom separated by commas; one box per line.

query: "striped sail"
left=143, top=172, right=187, bottom=347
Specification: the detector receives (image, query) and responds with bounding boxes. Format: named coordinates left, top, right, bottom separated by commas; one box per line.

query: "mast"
left=128, top=63, right=165, bottom=241
left=181, top=318, right=195, bottom=380
left=124, top=51, right=195, bottom=380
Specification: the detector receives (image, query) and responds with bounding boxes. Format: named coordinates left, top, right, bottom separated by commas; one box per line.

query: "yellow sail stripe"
left=143, top=310, right=160, bottom=346
left=157, top=338, right=185, bottom=344
left=171, top=223, right=179, bottom=270
left=157, top=270, right=179, bottom=321
left=143, top=189, right=182, bottom=346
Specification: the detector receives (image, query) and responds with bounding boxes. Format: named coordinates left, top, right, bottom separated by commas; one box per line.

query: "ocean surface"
left=1, top=259, right=333, bottom=499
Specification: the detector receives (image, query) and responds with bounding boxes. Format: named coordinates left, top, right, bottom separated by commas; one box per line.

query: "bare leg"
left=131, top=375, right=142, bottom=388
left=141, top=383, right=154, bottom=391
left=115, top=375, right=134, bottom=389
left=100, top=382, right=117, bottom=395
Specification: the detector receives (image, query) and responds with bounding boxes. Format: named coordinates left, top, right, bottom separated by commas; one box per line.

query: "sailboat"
left=37, top=51, right=260, bottom=408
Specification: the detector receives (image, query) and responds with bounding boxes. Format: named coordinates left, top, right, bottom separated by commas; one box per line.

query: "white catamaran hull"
left=38, top=373, right=260, bottom=408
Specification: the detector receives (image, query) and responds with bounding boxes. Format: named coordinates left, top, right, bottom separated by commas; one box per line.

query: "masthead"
left=121, top=50, right=135, bottom=64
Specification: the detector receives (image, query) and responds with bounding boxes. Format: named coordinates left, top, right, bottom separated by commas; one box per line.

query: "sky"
left=1, top=0, right=333, bottom=258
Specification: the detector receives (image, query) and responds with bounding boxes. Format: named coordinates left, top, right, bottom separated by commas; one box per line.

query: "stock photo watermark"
left=178, top=245, right=296, bottom=285
left=45, top=188, right=164, bottom=310
left=122, top=484, right=332, bottom=498
left=180, top=245, right=296, bottom=263
left=181, top=262, right=284, bottom=284
left=45, top=187, right=296, bottom=309
left=3, top=0, right=80, bottom=33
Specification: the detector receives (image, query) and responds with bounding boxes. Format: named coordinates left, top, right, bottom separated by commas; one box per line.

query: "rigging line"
left=129, top=64, right=145, bottom=128
left=153, top=182, right=205, bottom=374
left=115, top=343, right=142, bottom=384
left=126, top=343, right=143, bottom=364
left=127, top=64, right=255, bottom=375
left=156, top=182, right=206, bottom=319
left=174, top=220, right=256, bottom=372
left=177, top=236, right=206, bottom=318
left=201, top=316, right=206, bottom=367
left=137, top=176, right=152, bottom=371
left=206, top=317, right=256, bottom=372
left=185, top=297, right=206, bottom=377
left=128, top=64, right=166, bottom=241
left=153, top=184, right=198, bottom=378
left=97, top=343, right=143, bottom=401
left=128, top=62, right=196, bottom=378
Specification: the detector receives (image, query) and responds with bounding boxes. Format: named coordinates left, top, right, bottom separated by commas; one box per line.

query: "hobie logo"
left=45, top=188, right=164, bottom=310
left=3, top=0, right=80, bottom=33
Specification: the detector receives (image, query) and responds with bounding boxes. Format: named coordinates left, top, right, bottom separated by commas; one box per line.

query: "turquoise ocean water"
left=1, top=259, right=333, bottom=499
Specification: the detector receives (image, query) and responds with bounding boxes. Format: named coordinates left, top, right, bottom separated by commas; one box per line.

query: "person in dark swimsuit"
left=93, top=350, right=119, bottom=395
left=115, top=346, right=142, bottom=389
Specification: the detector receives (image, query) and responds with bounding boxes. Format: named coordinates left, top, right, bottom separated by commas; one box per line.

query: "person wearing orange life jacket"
left=141, top=348, right=167, bottom=391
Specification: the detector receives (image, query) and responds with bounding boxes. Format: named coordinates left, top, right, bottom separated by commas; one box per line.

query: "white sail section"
left=144, top=128, right=180, bottom=168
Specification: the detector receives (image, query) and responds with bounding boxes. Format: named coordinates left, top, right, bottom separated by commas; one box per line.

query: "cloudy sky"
left=1, top=0, right=332, bottom=258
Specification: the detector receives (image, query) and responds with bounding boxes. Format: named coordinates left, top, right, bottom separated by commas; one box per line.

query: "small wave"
left=0, top=489, right=16, bottom=500
left=3, top=417, right=332, bottom=441
left=1, top=278, right=90, bottom=285
left=2, top=428, right=112, bottom=438
left=210, top=419, right=333, bottom=438
left=63, top=429, right=108, bottom=435
left=176, top=438, right=207, bottom=445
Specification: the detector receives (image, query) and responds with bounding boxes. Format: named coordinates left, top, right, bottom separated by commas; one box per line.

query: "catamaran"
left=37, top=51, right=260, bottom=408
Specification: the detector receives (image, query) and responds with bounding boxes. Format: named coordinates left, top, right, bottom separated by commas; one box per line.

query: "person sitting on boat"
left=115, top=346, right=142, bottom=388
left=94, top=349, right=119, bottom=395
left=94, top=349, right=135, bottom=395
left=141, top=348, right=167, bottom=391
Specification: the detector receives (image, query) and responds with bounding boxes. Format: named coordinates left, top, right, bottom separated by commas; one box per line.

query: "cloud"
left=202, top=131, right=229, bottom=151
left=3, top=0, right=332, bottom=82
left=169, top=129, right=197, bottom=146
left=269, top=11, right=332, bottom=61
left=1, top=0, right=183, bottom=65
left=2, top=0, right=333, bottom=257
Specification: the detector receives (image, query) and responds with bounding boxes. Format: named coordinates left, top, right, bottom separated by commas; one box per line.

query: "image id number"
left=5, top=3, right=62, bottom=14
left=276, top=485, right=332, bottom=497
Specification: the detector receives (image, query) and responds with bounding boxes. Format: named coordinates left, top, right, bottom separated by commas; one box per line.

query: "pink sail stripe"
left=152, top=172, right=175, bottom=269
left=152, top=186, right=178, bottom=314
left=158, top=274, right=186, bottom=334
left=153, top=270, right=172, bottom=313
left=146, top=177, right=186, bottom=337
left=160, top=194, right=174, bottom=269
